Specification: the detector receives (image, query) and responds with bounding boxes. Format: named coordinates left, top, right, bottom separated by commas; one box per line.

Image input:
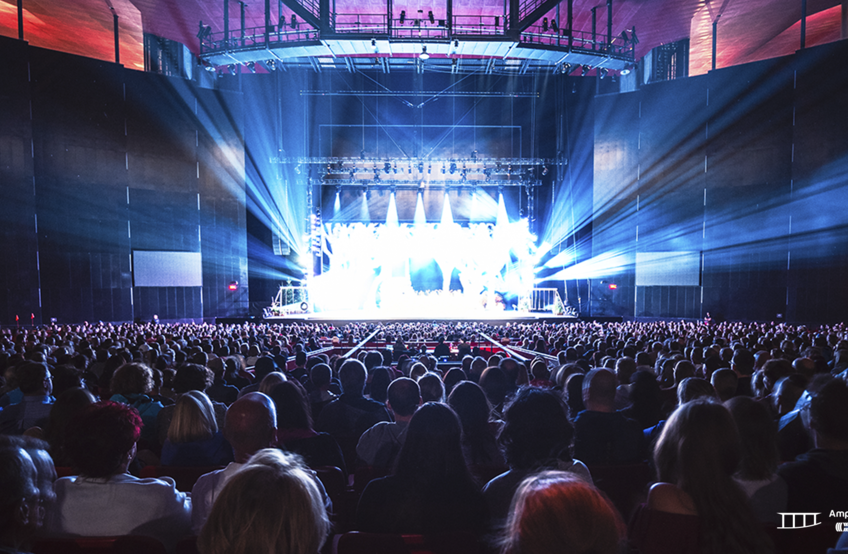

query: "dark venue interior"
left=2, top=1, right=848, bottom=552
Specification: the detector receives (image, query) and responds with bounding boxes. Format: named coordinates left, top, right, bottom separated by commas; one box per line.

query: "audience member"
left=500, top=471, right=624, bottom=554
left=197, top=448, right=330, bottom=554
left=726, top=396, right=786, bottom=524
left=636, top=399, right=772, bottom=554
left=778, top=377, right=848, bottom=515
left=51, top=401, right=191, bottom=551
left=447, top=381, right=505, bottom=470
left=573, top=369, right=643, bottom=464
left=0, top=444, right=42, bottom=553
left=161, top=391, right=233, bottom=467
left=357, top=377, right=420, bottom=469
left=270, top=381, right=346, bottom=475
left=191, top=392, right=276, bottom=534
left=0, top=362, right=54, bottom=435
left=356, top=402, right=487, bottom=534
left=484, top=387, right=591, bottom=526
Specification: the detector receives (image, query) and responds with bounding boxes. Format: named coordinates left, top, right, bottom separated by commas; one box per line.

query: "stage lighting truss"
left=273, top=156, right=551, bottom=189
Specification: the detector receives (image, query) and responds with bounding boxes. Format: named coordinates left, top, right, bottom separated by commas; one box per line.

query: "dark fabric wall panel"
left=593, top=91, right=641, bottom=257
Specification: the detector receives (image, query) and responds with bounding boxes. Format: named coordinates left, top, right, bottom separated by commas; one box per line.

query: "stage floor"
left=263, top=309, right=580, bottom=325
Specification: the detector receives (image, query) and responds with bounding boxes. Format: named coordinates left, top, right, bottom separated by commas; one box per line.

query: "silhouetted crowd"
left=1, top=318, right=847, bottom=554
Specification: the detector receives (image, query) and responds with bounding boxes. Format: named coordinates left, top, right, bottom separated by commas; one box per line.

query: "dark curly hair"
left=64, top=401, right=142, bottom=477
left=500, top=387, right=574, bottom=471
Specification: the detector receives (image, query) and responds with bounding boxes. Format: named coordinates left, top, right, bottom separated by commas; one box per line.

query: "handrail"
left=479, top=332, right=528, bottom=363
left=342, top=329, right=381, bottom=359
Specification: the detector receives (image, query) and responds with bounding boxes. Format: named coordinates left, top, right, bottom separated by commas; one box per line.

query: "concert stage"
left=261, top=310, right=581, bottom=325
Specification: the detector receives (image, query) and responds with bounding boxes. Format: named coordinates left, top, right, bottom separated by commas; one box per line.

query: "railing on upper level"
left=199, top=13, right=636, bottom=61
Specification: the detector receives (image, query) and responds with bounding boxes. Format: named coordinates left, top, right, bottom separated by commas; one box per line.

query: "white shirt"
left=190, top=462, right=244, bottom=535
left=51, top=473, right=192, bottom=552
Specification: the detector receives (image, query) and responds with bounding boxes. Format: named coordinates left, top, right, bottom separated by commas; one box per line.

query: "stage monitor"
left=133, top=251, right=203, bottom=287
left=635, top=251, right=701, bottom=286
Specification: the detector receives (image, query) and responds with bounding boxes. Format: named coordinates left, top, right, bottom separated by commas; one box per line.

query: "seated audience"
left=633, top=399, right=772, bottom=554
left=483, top=387, right=591, bottom=527
left=270, top=381, right=346, bottom=476
left=418, top=372, right=446, bottom=403
left=315, top=359, right=391, bottom=467
left=50, top=401, right=191, bottom=551
left=778, top=376, right=848, bottom=515
left=191, top=392, right=277, bottom=535
left=198, top=448, right=330, bottom=554
left=357, top=377, right=420, bottom=470
left=0, top=362, right=54, bottom=435
left=356, top=402, right=488, bottom=534
left=447, top=381, right=505, bottom=470
left=500, top=471, right=624, bottom=554
left=109, top=363, right=163, bottom=447
left=573, top=369, right=643, bottom=464
left=157, top=364, right=226, bottom=446
left=726, top=396, right=787, bottom=524
left=160, top=391, right=233, bottom=467
left=0, top=444, right=42, bottom=553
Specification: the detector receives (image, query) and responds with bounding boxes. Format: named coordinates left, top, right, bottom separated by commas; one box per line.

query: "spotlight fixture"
left=471, top=150, right=477, bottom=161
left=246, top=61, right=256, bottom=73
left=400, top=10, right=406, bottom=24
left=291, top=14, right=297, bottom=29
left=278, top=15, right=286, bottom=28
left=620, top=30, right=629, bottom=43
left=384, top=162, right=391, bottom=174
left=581, top=65, right=589, bottom=76
left=428, top=10, right=435, bottom=24
left=542, top=165, right=548, bottom=176
left=561, top=63, right=572, bottom=74
left=228, top=64, right=237, bottom=75
left=266, top=59, right=276, bottom=71
left=542, top=18, right=548, bottom=32
left=551, top=20, right=558, bottom=33
left=196, top=22, right=212, bottom=40
left=449, top=162, right=457, bottom=174
left=621, top=66, right=632, bottom=76
left=419, top=46, right=430, bottom=60
left=599, top=68, right=608, bottom=79
left=371, top=38, right=378, bottom=52
left=417, top=162, right=424, bottom=173
left=630, top=26, right=639, bottom=45
left=228, top=281, right=239, bottom=291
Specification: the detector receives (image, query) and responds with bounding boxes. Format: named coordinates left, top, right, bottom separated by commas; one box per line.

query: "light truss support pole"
left=387, top=0, right=392, bottom=35
left=606, top=0, right=612, bottom=51
left=567, top=0, right=573, bottom=48
left=447, top=0, right=453, bottom=34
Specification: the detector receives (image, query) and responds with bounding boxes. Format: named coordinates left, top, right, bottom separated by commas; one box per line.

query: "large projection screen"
left=635, top=252, right=701, bottom=287
left=133, top=251, right=203, bottom=287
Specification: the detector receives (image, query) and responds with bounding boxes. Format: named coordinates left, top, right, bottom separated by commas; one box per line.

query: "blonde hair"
left=501, top=471, right=625, bottom=554
left=198, top=448, right=330, bottom=554
left=259, top=372, right=287, bottom=395
left=168, top=391, right=217, bottom=444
